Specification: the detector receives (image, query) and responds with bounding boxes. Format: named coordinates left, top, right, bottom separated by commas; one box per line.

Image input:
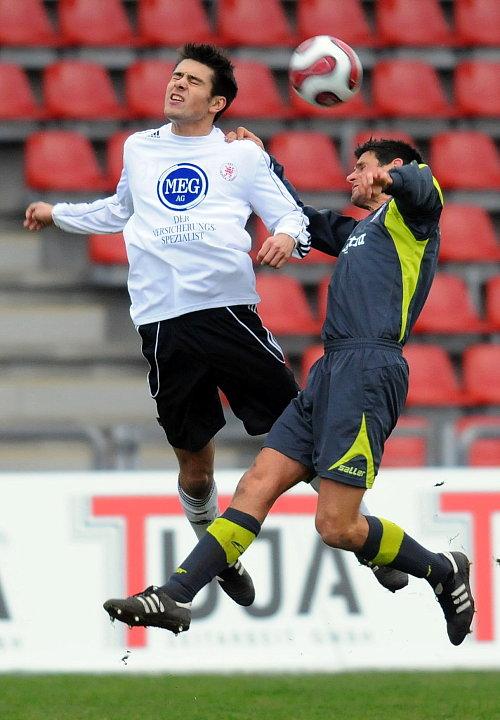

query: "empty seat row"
left=367, top=414, right=500, bottom=467
left=2, top=60, right=500, bottom=123
left=1, top=0, right=499, bottom=48
left=24, top=128, right=500, bottom=192
left=290, top=60, right=500, bottom=120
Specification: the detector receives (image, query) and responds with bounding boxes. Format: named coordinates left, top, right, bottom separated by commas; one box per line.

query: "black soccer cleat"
left=103, top=586, right=191, bottom=635
left=216, top=559, right=255, bottom=606
left=358, top=556, right=409, bottom=593
left=370, top=564, right=409, bottom=593
left=434, top=551, right=475, bottom=646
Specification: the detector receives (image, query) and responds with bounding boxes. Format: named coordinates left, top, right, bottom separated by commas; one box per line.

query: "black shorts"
left=138, top=305, right=299, bottom=451
left=265, top=339, right=409, bottom=489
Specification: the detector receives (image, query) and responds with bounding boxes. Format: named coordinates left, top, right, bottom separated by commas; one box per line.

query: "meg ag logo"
left=157, top=163, right=208, bottom=210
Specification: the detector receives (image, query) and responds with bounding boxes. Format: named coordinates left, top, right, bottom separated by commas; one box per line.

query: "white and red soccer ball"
left=289, top=35, right=363, bottom=108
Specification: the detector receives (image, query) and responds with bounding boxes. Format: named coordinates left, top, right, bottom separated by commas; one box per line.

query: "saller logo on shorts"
left=337, top=464, right=365, bottom=477
left=157, top=163, right=208, bottom=210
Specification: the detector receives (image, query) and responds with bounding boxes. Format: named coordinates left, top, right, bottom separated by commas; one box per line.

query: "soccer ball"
left=289, top=35, right=363, bottom=108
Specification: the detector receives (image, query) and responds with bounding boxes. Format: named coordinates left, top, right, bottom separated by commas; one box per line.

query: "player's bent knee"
left=315, top=515, right=359, bottom=550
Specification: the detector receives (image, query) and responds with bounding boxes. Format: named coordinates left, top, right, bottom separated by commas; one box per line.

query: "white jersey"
left=52, top=124, right=310, bottom=325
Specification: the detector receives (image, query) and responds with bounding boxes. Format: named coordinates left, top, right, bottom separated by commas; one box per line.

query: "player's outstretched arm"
left=23, top=202, right=54, bottom=231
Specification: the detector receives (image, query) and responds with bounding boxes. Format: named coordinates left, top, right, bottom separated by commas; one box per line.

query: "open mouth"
left=169, top=93, right=184, bottom=104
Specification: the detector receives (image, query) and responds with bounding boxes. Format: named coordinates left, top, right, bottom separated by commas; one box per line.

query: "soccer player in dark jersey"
left=103, top=134, right=475, bottom=646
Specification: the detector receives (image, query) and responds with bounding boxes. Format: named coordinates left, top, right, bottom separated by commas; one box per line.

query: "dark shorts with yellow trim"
left=264, top=339, right=409, bottom=489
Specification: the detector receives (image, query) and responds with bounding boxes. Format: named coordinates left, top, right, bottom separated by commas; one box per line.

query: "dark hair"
left=354, top=138, right=423, bottom=165
left=175, top=43, right=238, bottom=121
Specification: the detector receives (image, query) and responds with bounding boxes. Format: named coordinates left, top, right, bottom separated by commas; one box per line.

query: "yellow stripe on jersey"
left=207, top=517, right=257, bottom=565
left=385, top=201, right=428, bottom=342
left=329, top=412, right=375, bottom=488
left=372, top=518, right=405, bottom=565
left=419, top=163, right=445, bottom=207
left=386, top=165, right=444, bottom=342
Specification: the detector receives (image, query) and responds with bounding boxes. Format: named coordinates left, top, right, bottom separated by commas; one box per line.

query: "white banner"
left=0, top=469, right=498, bottom=672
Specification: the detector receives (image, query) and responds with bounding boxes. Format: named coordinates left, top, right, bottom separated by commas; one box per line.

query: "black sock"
left=160, top=507, right=261, bottom=603
left=357, top=516, right=453, bottom=587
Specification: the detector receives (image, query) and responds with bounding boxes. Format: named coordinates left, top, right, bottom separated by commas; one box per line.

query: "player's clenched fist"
left=256, top=232, right=296, bottom=269
left=23, top=202, right=54, bottom=231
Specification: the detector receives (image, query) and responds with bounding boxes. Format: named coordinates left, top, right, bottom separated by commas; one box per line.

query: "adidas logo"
left=137, top=590, right=164, bottom=614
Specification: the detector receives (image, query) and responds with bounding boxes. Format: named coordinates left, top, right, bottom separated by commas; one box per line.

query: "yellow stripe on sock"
left=207, top=517, right=256, bottom=565
left=372, top=517, right=404, bottom=565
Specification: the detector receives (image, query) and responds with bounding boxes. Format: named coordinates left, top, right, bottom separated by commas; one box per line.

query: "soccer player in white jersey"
left=24, top=43, right=311, bottom=606
left=24, top=43, right=404, bottom=602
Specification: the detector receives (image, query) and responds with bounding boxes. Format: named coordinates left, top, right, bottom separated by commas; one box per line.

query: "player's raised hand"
left=225, top=126, right=264, bottom=150
left=257, top=233, right=296, bottom=269
left=23, top=202, right=54, bottom=231
left=351, top=167, right=393, bottom=206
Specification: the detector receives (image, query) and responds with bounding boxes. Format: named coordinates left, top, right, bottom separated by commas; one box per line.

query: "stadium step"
left=0, top=232, right=41, bottom=280
left=0, top=367, right=152, bottom=424
left=0, top=298, right=107, bottom=349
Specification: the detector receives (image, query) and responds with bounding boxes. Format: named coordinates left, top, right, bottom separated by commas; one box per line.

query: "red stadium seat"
left=125, top=61, right=173, bottom=119
left=455, top=0, right=500, bottom=46
left=403, top=344, right=469, bottom=407
left=454, top=62, right=500, bottom=117
left=296, top=0, right=375, bottom=46
left=137, top=0, right=214, bottom=46
left=376, top=0, right=453, bottom=46
left=59, top=0, right=136, bottom=46
left=225, top=62, right=289, bottom=119
left=106, top=131, right=133, bottom=188
left=463, top=344, right=500, bottom=405
left=300, top=343, right=324, bottom=386
left=88, top=234, right=127, bottom=265
left=455, top=415, right=500, bottom=465
left=0, top=0, right=58, bottom=46
left=252, top=218, right=336, bottom=266
left=0, top=64, right=45, bottom=120
left=290, top=85, right=371, bottom=118
left=216, top=0, right=294, bottom=47
left=256, top=275, right=320, bottom=335
left=439, top=205, right=499, bottom=262
left=43, top=62, right=125, bottom=120
left=372, top=60, right=453, bottom=118
left=485, top=277, right=500, bottom=331
left=468, top=438, right=500, bottom=466
left=414, top=273, right=488, bottom=334
left=268, top=132, right=346, bottom=191
left=382, top=434, right=427, bottom=467
left=25, top=131, right=110, bottom=191
left=429, top=132, right=500, bottom=190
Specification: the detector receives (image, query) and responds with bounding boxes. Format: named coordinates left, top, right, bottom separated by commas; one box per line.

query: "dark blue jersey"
left=272, top=159, right=443, bottom=345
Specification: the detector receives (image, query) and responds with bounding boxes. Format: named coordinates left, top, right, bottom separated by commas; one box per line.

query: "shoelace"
left=132, top=585, right=158, bottom=598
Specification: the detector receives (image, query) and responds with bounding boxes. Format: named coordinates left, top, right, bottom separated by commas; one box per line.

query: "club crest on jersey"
left=157, top=163, right=208, bottom=210
left=219, top=162, right=237, bottom=181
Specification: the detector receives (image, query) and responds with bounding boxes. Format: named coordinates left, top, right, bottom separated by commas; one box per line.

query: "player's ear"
left=391, top=157, right=404, bottom=169
left=210, top=95, right=226, bottom=115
